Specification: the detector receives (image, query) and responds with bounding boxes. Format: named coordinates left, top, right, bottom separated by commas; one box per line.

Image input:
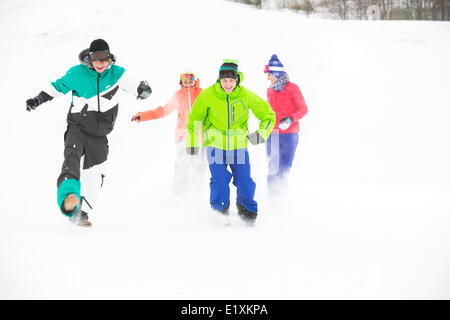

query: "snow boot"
left=216, top=204, right=230, bottom=216
left=237, top=203, right=257, bottom=226
left=69, top=208, right=92, bottom=228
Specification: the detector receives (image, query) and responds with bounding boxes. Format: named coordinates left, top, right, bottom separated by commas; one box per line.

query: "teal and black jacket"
left=32, top=53, right=151, bottom=216
left=37, top=55, right=149, bottom=136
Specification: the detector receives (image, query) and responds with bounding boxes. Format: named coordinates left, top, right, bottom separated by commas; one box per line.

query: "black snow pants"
left=57, top=125, right=109, bottom=215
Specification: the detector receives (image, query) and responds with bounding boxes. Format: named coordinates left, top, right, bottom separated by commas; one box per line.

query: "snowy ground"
left=1, top=0, right=450, bottom=299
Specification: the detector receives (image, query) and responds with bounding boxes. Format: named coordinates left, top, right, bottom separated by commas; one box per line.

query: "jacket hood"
left=78, top=48, right=117, bottom=69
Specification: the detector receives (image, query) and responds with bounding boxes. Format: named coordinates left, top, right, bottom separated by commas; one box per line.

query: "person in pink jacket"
left=264, top=54, right=308, bottom=195
left=131, top=69, right=205, bottom=195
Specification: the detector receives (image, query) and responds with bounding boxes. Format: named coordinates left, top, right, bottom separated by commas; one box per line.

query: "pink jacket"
left=267, top=82, right=308, bottom=134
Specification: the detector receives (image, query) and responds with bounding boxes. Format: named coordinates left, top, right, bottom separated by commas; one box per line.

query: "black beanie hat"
left=219, top=59, right=239, bottom=81
left=89, top=39, right=110, bottom=53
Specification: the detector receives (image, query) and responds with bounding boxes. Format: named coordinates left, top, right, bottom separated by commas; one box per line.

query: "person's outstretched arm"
left=131, top=93, right=177, bottom=122
left=25, top=67, right=77, bottom=111
left=120, top=71, right=152, bottom=100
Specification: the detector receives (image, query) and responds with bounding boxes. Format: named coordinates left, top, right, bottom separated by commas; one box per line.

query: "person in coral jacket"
left=131, top=69, right=205, bottom=195
left=263, top=54, right=308, bottom=195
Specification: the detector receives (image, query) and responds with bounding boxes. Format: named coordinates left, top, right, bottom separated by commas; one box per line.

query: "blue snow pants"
left=207, top=147, right=257, bottom=213
left=266, top=132, right=299, bottom=187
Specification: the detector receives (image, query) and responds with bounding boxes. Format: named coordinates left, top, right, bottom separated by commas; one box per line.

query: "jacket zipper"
left=227, top=95, right=230, bottom=150
left=97, top=73, right=101, bottom=112
left=188, top=88, right=191, bottom=111
left=205, top=123, right=213, bottom=141
left=232, top=105, right=235, bottom=123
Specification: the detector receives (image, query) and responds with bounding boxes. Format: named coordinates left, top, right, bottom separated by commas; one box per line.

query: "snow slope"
left=1, top=0, right=450, bottom=299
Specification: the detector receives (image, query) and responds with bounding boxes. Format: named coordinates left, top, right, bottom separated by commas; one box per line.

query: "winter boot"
left=69, top=209, right=92, bottom=228
left=216, top=204, right=230, bottom=216
left=237, top=203, right=257, bottom=226
left=77, top=211, right=92, bottom=228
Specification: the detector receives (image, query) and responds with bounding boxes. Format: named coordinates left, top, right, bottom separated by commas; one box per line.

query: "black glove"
left=186, top=147, right=199, bottom=155
left=26, top=91, right=53, bottom=112
left=137, top=81, right=152, bottom=100
left=26, top=97, right=40, bottom=111
left=247, top=131, right=265, bottom=145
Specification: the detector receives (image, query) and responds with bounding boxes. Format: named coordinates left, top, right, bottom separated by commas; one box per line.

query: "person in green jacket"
left=25, top=39, right=152, bottom=227
left=186, top=59, right=275, bottom=225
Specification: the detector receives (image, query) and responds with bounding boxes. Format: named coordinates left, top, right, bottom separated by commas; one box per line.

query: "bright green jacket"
left=186, top=72, right=275, bottom=150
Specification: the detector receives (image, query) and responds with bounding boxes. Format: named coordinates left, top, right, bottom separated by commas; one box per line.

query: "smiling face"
left=220, top=78, right=237, bottom=93
left=91, top=59, right=110, bottom=73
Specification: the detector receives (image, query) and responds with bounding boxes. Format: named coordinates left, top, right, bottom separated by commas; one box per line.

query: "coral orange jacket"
left=134, top=79, right=203, bottom=141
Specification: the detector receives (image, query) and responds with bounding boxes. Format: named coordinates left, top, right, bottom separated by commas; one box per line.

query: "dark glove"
left=26, top=97, right=40, bottom=111
left=247, top=131, right=265, bottom=145
left=131, top=113, right=141, bottom=122
left=137, top=81, right=152, bottom=100
left=186, top=147, right=199, bottom=155
left=26, top=91, right=53, bottom=112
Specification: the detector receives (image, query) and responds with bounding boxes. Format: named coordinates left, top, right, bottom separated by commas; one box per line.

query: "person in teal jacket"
left=26, top=39, right=151, bottom=227
left=186, top=59, right=275, bottom=225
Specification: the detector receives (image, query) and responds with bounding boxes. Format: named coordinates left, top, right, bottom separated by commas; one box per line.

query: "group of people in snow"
left=26, top=39, right=308, bottom=227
